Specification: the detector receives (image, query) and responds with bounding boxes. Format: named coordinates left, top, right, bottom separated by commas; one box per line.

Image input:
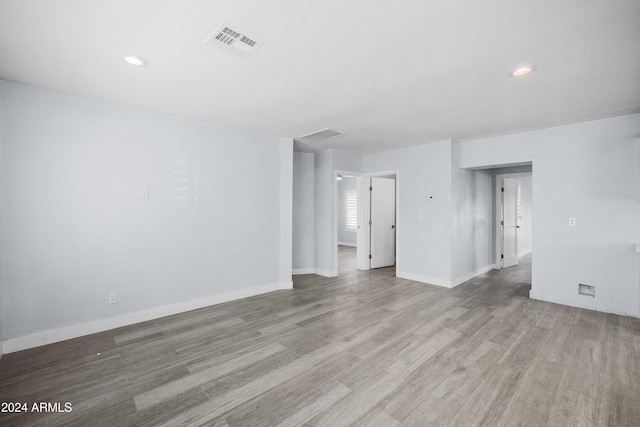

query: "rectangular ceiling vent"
left=205, top=22, right=263, bottom=58
left=297, top=128, right=346, bottom=143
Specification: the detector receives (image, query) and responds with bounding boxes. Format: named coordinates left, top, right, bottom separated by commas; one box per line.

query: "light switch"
left=568, top=217, right=576, bottom=226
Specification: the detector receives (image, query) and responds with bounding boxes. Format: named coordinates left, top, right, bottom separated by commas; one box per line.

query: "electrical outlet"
left=108, top=292, right=117, bottom=304
left=569, top=217, right=576, bottom=226
left=140, top=188, right=149, bottom=200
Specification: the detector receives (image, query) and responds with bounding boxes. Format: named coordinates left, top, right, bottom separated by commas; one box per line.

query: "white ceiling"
left=1, top=0, right=639, bottom=154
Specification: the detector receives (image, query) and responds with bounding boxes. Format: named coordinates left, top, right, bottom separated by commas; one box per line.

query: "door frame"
left=333, top=169, right=400, bottom=274
left=495, top=172, right=531, bottom=268
left=334, top=170, right=364, bottom=275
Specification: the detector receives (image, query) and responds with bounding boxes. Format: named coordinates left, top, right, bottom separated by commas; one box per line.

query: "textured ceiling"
left=1, top=0, right=639, bottom=154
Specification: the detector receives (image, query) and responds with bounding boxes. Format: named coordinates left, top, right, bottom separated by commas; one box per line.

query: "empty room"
left=1, top=1, right=639, bottom=426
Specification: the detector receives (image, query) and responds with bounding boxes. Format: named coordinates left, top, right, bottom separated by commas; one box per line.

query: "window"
left=345, top=190, right=357, bottom=232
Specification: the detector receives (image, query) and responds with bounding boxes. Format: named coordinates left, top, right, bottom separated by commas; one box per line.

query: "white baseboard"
left=292, top=268, right=337, bottom=278
left=397, top=264, right=497, bottom=289
left=338, top=242, right=357, bottom=247
left=529, top=292, right=639, bottom=318
left=450, top=264, right=498, bottom=288
left=313, top=268, right=338, bottom=278
left=279, top=281, right=294, bottom=290
left=519, top=248, right=532, bottom=257
left=396, top=271, right=452, bottom=288
left=2, top=281, right=292, bottom=354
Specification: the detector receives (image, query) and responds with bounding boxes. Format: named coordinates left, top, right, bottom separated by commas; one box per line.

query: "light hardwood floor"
left=1, top=249, right=639, bottom=426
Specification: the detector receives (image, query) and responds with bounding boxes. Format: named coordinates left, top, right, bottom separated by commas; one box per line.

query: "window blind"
left=345, top=190, right=357, bottom=232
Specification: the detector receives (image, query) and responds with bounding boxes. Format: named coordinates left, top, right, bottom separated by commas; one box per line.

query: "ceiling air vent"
left=297, top=128, right=346, bottom=143
left=205, top=23, right=263, bottom=58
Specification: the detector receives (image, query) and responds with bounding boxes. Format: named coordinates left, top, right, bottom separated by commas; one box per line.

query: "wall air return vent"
left=205, top=23, right=263, bottom=58
left=296, top=128, right=346, bottom=143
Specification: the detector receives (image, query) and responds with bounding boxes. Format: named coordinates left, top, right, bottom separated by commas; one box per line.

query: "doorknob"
left=391, top=225, right=396, bottom=229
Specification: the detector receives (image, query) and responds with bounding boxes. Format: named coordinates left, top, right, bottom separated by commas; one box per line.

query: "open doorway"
left=492, top=168, right=533, bottom=298
left=337, top=173, right=359, bottom=274
left=334, top=170, right=398, bottom=276
left=495, top=172, right=532, bottom=268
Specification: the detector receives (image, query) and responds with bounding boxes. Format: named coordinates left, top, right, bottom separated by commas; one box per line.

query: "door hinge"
left=501, top=187, right=504, bottom=192
left=501, top=220, right=504, bottom=226
left=369, top=254, right=372, bottom=259
left=369, top=186, right=373, bottom=191
left=369, top=220, right=372, bottom=225
left=501, top=254, right=504, bottom=259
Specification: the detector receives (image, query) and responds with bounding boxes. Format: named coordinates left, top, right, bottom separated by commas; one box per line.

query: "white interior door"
left=370, top=177, right=396, bottom=269
left=502, top=178, right=520, bottom=268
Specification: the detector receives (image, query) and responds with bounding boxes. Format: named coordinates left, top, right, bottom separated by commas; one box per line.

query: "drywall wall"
left=333, top=150, right=364, bottom=173
left=0, top=81, right=4, bottom=349
left=338, top=176, right=357, bottom=246
left=313, top=150, right=334, bottom=276
left=450, top=160, right=494, bottom=283
left=312, top=149, right=363, bottom=276
left=293, top=152, right=314, bottom=271
left=458, top=114, right=640, bottom=317
left=0, top=81, right=293, bottom=346
left=364, top=140, right=454, bottom=285
left=278, top=143, right=293, bottom=286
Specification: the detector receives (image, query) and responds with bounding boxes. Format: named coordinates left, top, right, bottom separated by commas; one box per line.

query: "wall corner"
left=279, top=138, right=294, bottom=283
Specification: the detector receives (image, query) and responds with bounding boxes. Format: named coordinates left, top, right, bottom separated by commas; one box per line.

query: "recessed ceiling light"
left=509, top=65, right=536, bottom=77
left=122, top=54, right=147, bottom=67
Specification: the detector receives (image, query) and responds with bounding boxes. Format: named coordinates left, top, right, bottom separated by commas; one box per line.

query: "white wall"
left=365, top=140, right=454, bottom=285
left=450, top=160, right=494, bottom=283
left=313, top=150, right=334, bottom=276
left=0, top=82, right=4, bottom=350
left=458, top=114, right=640, bottom=317
left=338, top=176, right=357, bottom=246
left=278, top=143, right=293, bottom=288
left=293, top=152, right=314, bottom=271
left=0, top=81, right=293, bottom=348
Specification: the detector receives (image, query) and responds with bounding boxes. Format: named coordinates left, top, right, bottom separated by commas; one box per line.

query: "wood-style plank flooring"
left=1, top=247, right=639, bottom=426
